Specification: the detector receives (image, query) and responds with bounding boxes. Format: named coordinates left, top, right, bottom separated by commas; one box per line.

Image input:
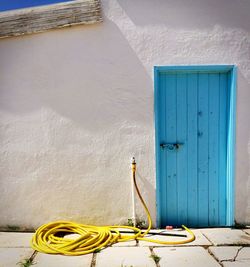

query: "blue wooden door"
left=155, top=68, right=231, bottom=227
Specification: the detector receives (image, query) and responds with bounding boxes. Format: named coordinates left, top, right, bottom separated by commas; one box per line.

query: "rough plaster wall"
left=0, top=0, right=250, bottom=228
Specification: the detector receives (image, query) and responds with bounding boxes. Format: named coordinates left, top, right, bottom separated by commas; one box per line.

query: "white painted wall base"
left=0, top=0, right=250, bottom=228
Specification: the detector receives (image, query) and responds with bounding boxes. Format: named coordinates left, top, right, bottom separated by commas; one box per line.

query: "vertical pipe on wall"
left=131, top=157, right=136, bottom=227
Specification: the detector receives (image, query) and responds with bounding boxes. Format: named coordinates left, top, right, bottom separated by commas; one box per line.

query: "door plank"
left=219, top=73, right=228, bottom=225
left=159, top=73, right=168, bottom=224
left=176, top=74, right=188, bottom=226
left=208, top=74, right=220, bottom=226
left=197, top=73, right=209, bottom=227
left=187, top=74, right=198, bottom=226
left=165, top=74, right=178, bottom=225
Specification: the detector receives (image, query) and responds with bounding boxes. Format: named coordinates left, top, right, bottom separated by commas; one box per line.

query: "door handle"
left=160, top=143, right=183, bottom=150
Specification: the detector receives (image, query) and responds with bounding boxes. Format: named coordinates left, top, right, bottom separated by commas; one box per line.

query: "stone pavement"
left=0, top=228, right=250, bottom=267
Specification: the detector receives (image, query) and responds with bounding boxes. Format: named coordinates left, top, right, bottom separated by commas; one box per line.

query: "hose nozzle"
left=131, top=157, right=136, bottom=172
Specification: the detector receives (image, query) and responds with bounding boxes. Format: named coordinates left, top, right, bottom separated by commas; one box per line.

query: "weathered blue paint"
left=154, top=65, right=237, bottom=227
left=0, top=0, right=74, bottom=12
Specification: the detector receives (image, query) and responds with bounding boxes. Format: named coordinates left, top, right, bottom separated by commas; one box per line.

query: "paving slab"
left=201, top=228, right=250, bottom=245
left=35, top=252, right=93, bottom=267
left=243, top=229, right=250, bottom=235
left=0, top=232, right=33, bottom=247
left=153, top=247, right=220, bottom=267
left=222, top=260, right=250, bottom=267
left=0, top=248, right=34, bottom=267
left=209, top=246, right=241, bottom=261
left=112, top=240, right=137, bottom=247
left=95, top=247, right=155, bottom=267
left=237, top=247, right=250, bottom=260
left=138, top=229, right=211, bottom=247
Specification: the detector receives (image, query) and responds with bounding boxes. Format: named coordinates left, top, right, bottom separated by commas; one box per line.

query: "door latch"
left=160, top=143, right=183, bottom=150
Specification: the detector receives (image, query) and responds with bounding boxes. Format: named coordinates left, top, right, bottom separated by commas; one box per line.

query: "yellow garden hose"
left=31, top=160, right=195, bottom=255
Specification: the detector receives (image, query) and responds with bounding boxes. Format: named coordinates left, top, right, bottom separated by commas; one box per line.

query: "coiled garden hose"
left=31, top=160, right=195, bottom=255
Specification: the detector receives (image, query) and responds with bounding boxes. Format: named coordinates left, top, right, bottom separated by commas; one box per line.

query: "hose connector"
left=131, top=157, right=136, bottom=173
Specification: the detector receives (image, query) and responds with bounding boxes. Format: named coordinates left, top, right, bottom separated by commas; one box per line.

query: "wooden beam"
left=0, top=0, right=102, bottom=39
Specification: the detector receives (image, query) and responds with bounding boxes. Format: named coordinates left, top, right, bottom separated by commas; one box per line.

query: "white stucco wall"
left=0, top=0, right=250, bottom=229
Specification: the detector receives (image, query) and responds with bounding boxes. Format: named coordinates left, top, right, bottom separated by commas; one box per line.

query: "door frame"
left=154, top=65, right=237, bottom=227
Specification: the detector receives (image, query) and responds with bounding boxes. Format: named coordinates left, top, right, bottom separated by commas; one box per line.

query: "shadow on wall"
left=117, top=0, right=250, bottom=31
left=0, top=18, right=153, bottom=132
left=0, top=17, right=155, bottom=227
left=235, top=71, right=250, bottom=224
